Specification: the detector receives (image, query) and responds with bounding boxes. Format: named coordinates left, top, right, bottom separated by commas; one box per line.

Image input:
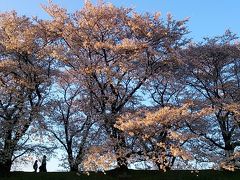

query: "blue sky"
left=1, top=0, right=239, bottom=171
left=0, top=0, right=239, bottom=41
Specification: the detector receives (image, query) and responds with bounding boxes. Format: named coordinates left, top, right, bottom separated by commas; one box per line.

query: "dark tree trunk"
left=70, top=165, right=78, bottom=172
left=116, top=156, right=128, bottom=171
left=155, top=161, right=171, bottom=171
left=68, top=155, right=79, bottom=172
left=0, top=159, right=12, bottom=176
left=225, top=144, right=234, bottom=157
left=0, top=140, right=14, bottom=176
left=68, top=154, right=83, bottom=172
left=112, top=127, right=129, bottom=171
left=219, top=115, right=235, bottom=159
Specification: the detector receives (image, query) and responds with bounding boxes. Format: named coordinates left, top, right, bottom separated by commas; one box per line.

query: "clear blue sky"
left=1, top=0, right=239, bottom=171
left=0, top=0, right=239, bottom=41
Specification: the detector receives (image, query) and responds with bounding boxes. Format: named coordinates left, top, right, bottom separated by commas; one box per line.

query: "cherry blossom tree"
left=135, top=66, right=189, bottom=170
left=180, top=31, right=240, bottom=170
left=42, top=1, right=188, bottom=170
left=0, top=11, right=55, bottom=174
left=44, top=71, right=98, bottom=172
left=115, top=104, right=193, bottom=171
left=1, top=1, right=239, bottom=173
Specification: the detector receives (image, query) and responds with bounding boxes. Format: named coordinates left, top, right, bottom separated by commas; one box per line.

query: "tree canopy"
left=0, top=1, right=239, bottom=174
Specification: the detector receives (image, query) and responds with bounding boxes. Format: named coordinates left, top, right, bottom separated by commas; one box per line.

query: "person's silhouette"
left=33, top=160, right=38, bottom=172
left=39, top=155, right=47, bottom=172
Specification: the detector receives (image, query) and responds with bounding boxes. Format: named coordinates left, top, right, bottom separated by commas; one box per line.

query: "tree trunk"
left=0, top=159, right=12, bottom=176
left=70, top=165, right=78, bottom=172
left=112, top=127, right=129, bottom=170
left=155, top=161, right=171, bottom=171
left=225, top=144, right=235, bottom=165
left=68, top=155, right=79, bottom=172
left=116, top=156, right=128, bottom=171
left=0, top=142, right=14, bottom=176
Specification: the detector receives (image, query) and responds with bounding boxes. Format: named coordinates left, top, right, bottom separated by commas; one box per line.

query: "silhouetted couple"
left=33, top=155, right=47, bottom=172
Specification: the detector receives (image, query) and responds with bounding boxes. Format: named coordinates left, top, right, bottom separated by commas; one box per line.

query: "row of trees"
left=0, top=1, right=240, bottom=174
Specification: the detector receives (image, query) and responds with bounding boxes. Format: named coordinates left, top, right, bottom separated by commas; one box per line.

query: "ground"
left=1, top=169, right=240, bottom=180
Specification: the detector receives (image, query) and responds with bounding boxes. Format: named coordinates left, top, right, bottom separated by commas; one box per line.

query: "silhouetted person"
left=39, top=155, right=47, bottom=172
left=33, top=160, right=38, bottom=172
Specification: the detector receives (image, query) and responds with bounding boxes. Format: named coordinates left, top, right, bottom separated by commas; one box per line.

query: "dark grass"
left=1, top=169, right=240, bottom=180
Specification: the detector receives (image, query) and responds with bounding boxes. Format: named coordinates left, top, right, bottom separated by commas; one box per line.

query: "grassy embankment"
left=1, top=169, right=240, bottom=180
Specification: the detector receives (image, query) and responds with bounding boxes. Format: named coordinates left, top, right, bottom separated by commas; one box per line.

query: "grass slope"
left=1, top=169, right=240, bottom=180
